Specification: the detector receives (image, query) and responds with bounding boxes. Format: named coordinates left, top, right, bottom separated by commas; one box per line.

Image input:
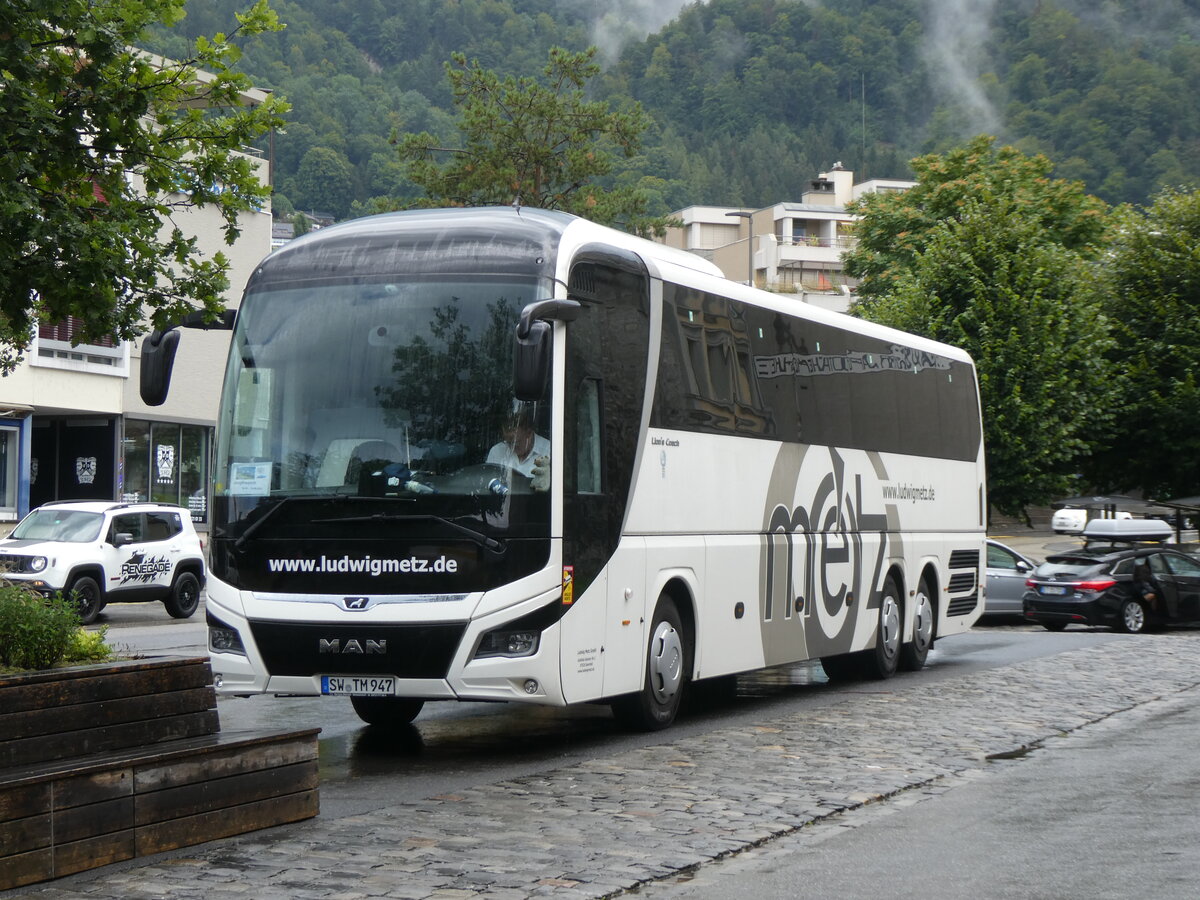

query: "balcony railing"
left=781, top=235, right=858, bottom=251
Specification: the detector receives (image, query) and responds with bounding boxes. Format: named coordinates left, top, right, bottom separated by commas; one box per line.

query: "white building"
left=0, top=73, right=273, bottom=534
left=661, top=165, right=915, bottom=313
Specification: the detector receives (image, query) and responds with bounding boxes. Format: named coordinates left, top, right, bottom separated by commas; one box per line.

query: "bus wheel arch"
left=612, top=580, right=693, bottom=731
left=899, top=564, right=938, bottom=672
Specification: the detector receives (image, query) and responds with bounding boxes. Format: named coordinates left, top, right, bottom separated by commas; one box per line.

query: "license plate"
left=1040, top=585, right=1067, bottom=595
left=321, top=675, right=395, bottom=696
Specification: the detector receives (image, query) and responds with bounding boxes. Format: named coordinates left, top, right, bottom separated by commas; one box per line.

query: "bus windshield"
left=213, top=275, right=551, bottom=537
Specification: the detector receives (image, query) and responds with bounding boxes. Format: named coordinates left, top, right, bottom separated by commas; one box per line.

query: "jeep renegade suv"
left=0, top=501, right=206, bottom=625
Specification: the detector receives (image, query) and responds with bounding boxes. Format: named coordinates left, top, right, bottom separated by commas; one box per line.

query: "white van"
left=1051, top=507, right=1131, bottom=534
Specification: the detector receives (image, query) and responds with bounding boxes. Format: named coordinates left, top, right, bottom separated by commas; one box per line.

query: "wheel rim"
left=880, top=592, right=901, bottom=661
left=648, top=620, right=683, bottom=705
left=75, top=584, right=99, bottom=617
left=911, top=589, right=934, bottom=654
left=180, top=580, right=197, bottom=611
left=1124, top=601, right=1145, bottom=632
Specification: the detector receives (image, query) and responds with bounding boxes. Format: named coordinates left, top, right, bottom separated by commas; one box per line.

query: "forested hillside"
left=145, top=0, right=1200, bottom=220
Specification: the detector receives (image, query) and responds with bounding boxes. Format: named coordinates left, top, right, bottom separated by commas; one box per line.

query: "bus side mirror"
left=138, top=308, right=236, bottom=406
left=514, top=320, right=551, bottom=400
left=140, top=329, right=181, bottom=406
left=513, top=298, right=581, bottom=401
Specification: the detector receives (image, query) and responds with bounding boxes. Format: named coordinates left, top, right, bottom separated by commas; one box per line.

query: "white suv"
left=0, top=501, right=206, bottom=625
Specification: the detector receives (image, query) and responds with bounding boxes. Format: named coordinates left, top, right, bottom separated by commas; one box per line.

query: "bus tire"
left=899, top=575, right=935, bottom=671
left=68, top=576, right=103, bottom=625
left=350, top=696, right=425, bottom=726
left=862, top=574, right=901, bottom=680
left=612, top=596, right=687, bottom=731
left=164, top=572, right=201, bottom=619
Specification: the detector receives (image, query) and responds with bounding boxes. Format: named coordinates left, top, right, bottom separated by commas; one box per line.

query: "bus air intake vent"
left=948, top=572, right=977, bottom=593
left=949, top=549, right=981, bottom=569
left=569, top=265, right=597, bottom=297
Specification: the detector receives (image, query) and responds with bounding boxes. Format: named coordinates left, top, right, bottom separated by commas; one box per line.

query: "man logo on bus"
left=343, top=596, right=370, bottom=610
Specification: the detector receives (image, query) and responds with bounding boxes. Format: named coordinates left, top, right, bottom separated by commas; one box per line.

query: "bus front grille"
left=249, top=621, right=467, bottom=678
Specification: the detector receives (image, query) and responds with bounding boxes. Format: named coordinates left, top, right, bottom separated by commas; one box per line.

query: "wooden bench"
left=0, top=657, right=319, bottom=890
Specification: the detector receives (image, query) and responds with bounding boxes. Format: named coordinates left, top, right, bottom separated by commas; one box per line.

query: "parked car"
left=0, top=501, right=206, bottom=625
left=1050, top=507, right=1132, bottom=535
left=1146, top=511, right=1195, bottom=530
left=1023, top=519, right=1200, bottom=633
left=983, top=539, right=1037, bottom=617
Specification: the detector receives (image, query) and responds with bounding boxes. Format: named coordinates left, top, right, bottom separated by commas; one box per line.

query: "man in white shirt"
left=486, top=410, right=550, bottom=488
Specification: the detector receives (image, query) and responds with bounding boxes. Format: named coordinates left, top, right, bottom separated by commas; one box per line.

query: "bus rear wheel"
left=861, top=574, right=901, bottom=680
left=350, top=696, right=424, bottom=727
left=899, top=575, right=935, bottom=671
left=612, top=595, right=688, bottom=731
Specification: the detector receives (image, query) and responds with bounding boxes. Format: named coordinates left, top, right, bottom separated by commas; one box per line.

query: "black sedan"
left=1023, top=544, right=1200, bottom=633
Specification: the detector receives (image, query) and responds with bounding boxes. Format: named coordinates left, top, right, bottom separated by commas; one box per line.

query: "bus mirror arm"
left=515, top=298, right=581, bottom=340
left=139, top=308, right=236, bottom=406
left=513, top=298, right=581, bottom=401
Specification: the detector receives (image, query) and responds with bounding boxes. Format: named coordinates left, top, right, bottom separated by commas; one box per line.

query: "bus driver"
left=487, top=409, right=550, bottom=490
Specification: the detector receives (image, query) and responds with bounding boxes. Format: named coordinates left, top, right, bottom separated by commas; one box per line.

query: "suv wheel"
left=164, top=572, right=201, bottom=619
left=69, top=576, right=103, bottom=625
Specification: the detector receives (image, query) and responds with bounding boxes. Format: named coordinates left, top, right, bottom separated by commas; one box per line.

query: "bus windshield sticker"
left=230, top=462, right=272, bottom=495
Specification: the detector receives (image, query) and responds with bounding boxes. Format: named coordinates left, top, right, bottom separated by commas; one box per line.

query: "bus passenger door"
left=603, top=539, right=647, bottom=697
left=561, top=253, right=652, bottom=703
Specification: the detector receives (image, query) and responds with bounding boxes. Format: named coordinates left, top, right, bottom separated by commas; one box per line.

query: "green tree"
left=845, top=136, right=1110, bottom=306
left=0, top=0, right=289, bottom=372
left=394, top=47, right=671, bottom=235
left=292, top=146, right=356, bottom=219
left=1084, top=188, right=1200, bottom=500
left=849, top=147, right=1117, bottom=519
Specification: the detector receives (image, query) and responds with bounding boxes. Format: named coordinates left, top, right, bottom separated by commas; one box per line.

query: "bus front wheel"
left=350, top=696, right=425, bottom=727
left=612, top=596, right=688, bottom=731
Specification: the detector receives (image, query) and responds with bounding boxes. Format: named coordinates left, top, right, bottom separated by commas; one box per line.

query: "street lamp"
left=724, top=210, right=755, bottom=286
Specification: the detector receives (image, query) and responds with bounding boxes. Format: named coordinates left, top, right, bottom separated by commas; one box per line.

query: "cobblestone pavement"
left=19, top=633, right=1200, bottom=900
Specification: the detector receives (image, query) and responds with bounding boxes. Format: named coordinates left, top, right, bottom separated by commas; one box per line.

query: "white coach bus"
left=142, top=207, right=986, bottom=730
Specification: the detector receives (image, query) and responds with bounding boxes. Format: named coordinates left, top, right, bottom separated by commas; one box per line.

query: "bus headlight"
left=474, top=628, right=539, bottom=659
left=471, top=600, right=564, bottom=660
left=207, top=613, right=247, bottom=656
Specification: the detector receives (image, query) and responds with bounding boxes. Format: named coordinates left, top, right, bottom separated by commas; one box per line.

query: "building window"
left=34, top=317, right=128, bottom=374
left=121, top=419, right=209, bottom=523
left=0, top=428, right=17, bottom=520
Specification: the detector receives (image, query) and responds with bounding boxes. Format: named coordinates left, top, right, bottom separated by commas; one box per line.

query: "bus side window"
left=576, top=377, right=602, bottom=495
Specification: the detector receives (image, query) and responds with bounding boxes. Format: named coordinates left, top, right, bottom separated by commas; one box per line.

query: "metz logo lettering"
left=763, top=449, right=888, bottom=643
left=119, top=554, right=172, bottom=584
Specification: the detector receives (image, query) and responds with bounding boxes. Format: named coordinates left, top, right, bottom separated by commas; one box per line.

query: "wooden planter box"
left=0, top=657, right=319, bottom=890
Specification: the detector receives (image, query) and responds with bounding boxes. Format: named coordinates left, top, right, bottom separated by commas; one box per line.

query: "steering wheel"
left=445, top=462, right=532, bottom=496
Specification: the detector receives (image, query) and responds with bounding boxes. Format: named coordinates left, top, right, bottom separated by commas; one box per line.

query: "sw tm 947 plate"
left=321, top=675, right=395, bottom=696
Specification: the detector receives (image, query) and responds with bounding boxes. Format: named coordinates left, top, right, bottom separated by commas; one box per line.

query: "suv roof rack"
left=40, top=500, right=188, bottom=511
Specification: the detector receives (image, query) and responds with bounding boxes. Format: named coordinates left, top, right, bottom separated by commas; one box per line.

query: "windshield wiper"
left=232, top=494, right=386, bottom=550
left=310, top=512, right=505, bottom=553
left=234, top=496, right=292, bottom=550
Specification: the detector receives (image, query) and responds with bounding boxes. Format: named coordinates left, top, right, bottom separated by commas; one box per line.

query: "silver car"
left=984, top=539, right=1036, bottom=617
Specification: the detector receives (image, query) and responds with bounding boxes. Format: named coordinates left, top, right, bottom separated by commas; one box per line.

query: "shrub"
left=0, top=583, right=84, bottom=670
left=64, top=626, right=114, bottom=664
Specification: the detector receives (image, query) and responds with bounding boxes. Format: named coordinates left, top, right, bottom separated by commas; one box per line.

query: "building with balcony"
left=0, top=65, right=273, bottom=533
left=661, top=165, right=915, bottom=313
